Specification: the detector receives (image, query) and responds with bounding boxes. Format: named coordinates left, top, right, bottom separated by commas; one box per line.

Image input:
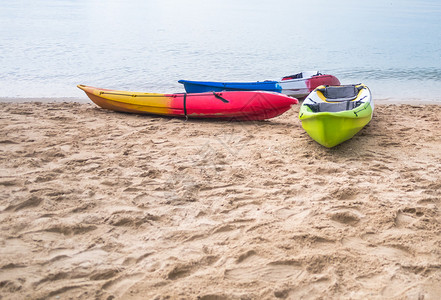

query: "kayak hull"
left=300, top=108, right=373, bottom=148
left=77, top=85, right=298, bottom=121
left=299, top=84, right=373, bottom=148
left=177, top=80, right=281, bottom=93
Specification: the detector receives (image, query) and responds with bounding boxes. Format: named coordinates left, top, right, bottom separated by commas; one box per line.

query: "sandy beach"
left=0, top=101, right=440, bottom=299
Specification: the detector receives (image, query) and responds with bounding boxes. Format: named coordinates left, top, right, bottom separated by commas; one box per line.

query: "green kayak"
left=299, top=84, right=374, bottom=148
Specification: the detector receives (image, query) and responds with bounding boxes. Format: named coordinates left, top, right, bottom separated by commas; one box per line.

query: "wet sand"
left=0, top=101, right=440, bottom=299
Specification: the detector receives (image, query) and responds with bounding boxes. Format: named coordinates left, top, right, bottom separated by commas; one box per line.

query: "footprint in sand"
left=165, top=255, right=219, bottom=280
left=4, top=195, right=42, bottom=212
left=329, top=210, right=361, bottom=226
left=394, top=206, right=437, bottom=230
left=102, top=273, right=145, bottom=297
left=225, top=251, right=303, bottom=283
left=329, top=187, right=361, bottom=201
left=197, top=294, right=230, bottom=300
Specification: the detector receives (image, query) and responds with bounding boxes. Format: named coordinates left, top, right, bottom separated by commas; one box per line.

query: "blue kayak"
left=178, top=80, right=282, bottom=93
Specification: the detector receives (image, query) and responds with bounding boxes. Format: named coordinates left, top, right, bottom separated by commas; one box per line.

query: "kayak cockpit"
left=305, top=101, right=364, bottom=113
left=304, top=84, right=369, bottom=113
left=281, top=71, right=321, bottom=81
left=316, top=85, right=365, bottom=102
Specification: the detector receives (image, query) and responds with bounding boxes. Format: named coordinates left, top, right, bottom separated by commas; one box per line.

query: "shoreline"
left=1, top=102, right=440, bottom=299
left=1, top=97, right=441, bottom=105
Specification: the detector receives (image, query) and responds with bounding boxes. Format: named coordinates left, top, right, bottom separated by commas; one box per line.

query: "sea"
left=1, top=0, right=441, bottom=103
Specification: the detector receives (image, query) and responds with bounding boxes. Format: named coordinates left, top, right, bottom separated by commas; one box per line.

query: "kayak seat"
left=281, top=72, right=303, bottom=80
left=316, top=85, right=364, bottom=102
left=305, top=100, right=363, bottom=113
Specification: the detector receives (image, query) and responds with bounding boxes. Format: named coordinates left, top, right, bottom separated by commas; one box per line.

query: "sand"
left=0, top=101, right=440, bottom=300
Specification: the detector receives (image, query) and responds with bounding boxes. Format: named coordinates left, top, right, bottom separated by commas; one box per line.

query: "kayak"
left=77, top=85, right=298, bottom=121
left=299, top=83, right=374, bottom=148
left=279, top=71, right=341, bottom=99
left=178, top=71, right=340, bottom=99
left=177, top=80, right=281, bottom=93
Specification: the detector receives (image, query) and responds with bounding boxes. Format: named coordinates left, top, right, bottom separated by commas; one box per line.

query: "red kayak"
left=77, top=85, right=298, bottom=121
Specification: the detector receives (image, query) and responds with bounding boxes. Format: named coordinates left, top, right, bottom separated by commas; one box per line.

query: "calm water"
left=1, top=0, right=441, bottom=102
